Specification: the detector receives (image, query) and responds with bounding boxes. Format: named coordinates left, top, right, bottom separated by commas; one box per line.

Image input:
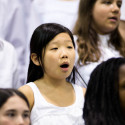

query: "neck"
left=36, top=75, right=68, bottom=88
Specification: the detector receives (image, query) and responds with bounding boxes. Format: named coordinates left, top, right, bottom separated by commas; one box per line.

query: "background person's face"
left=0, top=95, right=30, bottom=125
left=119, top=64, right=125, bottom=116
left=92, top=0, right=122, bottom=34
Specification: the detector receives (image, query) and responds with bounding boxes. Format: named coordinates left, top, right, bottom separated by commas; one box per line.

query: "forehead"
left=95, top=0, right=122, bottom=3
left=49, top=33, right=72, bottom=44
left=1, top=95, right=28, bottom=110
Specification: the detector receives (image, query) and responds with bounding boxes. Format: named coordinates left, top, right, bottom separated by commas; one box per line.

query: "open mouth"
left=109, top=17, right=117, bottom=21
left=60, top=64, right=69, bottom=68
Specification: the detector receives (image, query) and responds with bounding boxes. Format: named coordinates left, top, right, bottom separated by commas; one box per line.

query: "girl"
left=0, top=88, right=30, bottom=125
left=83, top=57, right=125, bottom=125
left=73, top=0, right=125, bottom=86
left=19, top=23, right=86, bottom=125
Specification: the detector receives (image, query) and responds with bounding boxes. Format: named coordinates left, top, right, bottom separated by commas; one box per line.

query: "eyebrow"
left=24, top=110, right=30, bottom=113
left=6, top=109, right=16, bottom=112
left=6, top=109, right=30, bottom=113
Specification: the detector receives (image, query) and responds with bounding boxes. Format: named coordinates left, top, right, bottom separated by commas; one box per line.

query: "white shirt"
left=0, top=0, right=28, bottom=85
left=120, top=0, right=125, bottom=20
left=0, top=38, right=20, bottom=88
left=27, top=82, right=85, bottom=125
left=32, top=0, right=80, bottom=31
left=75, top=34, right=122, bottom=87
left=0, top=0, right=40, bottom=85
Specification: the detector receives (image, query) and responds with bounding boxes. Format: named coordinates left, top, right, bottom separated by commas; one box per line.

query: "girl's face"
left=92, top=0, right=122, bottom=34
left=119, top=64, right=125, bottom=115
left=43, top=33, right=75, bottom=80
left=0, top=95, right=30, bottom=125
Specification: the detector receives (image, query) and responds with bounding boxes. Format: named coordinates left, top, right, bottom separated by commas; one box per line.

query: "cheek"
left=70, top=51, right=75, bottom=64
left=44, top=53, right=57, bottom=63
left=44, top=56, right=57, bottom=71
left=0, top=117, right=13, bottom=125
left=119, top=89, right=125, bottom=110
left=93, top=7, right=108, bottom=21
left=25, top=119, right=30, bottom=125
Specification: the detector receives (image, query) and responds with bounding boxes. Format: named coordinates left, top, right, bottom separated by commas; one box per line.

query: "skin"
left=119, top=20, right=125, bottom=41
left=43, top=33, right=75, bottom=80
left=119, top=64, right=125, bottom=118
left=0, top=95, right=30, bottom=125
left=92, top=0, right=122, bottom=34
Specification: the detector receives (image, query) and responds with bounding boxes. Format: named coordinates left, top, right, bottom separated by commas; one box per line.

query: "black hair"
left=0, top=88, right=30, bottom=108
left=27, top=23, right=77, bottom=83
left=83, top=57, right=125, bottom=125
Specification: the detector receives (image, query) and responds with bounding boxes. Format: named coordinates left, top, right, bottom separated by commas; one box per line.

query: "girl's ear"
left=31, top=53, right=40, bottom=66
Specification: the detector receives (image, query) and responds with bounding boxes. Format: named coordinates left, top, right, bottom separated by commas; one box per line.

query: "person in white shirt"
left=0, top=38, right=20, bottom=88
left=73, top=0, right=125, bottom=87
left=0, top=0, right=27, bottom=85
left=0, top=0, right=40, bottom=86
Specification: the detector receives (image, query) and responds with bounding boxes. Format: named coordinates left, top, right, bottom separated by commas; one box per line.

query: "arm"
left=83, top=87, right=86, bottom=96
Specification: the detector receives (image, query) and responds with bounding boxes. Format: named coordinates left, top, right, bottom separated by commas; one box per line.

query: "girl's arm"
left=83, top=87, right=86, bottom=96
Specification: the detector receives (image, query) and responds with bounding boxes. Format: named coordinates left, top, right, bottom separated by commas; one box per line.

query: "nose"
left=16, top=116, right=25, bottom=125
left=62, top=55, right=68, bottom=58
left=111, top=3, right=120, bottom=13
left=60, top=49, right=68, bottom=58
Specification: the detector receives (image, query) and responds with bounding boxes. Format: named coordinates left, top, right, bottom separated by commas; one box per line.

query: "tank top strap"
left=26, top=82, right=49, bottom=106
left=72, top=83, right=84, bottom=108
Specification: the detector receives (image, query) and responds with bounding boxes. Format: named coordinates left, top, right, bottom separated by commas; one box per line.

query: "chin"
left=102, top=28, right=117, bottom=34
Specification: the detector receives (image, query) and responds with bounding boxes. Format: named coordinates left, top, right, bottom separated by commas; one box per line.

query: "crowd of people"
left=0, top=0, right=125, bottom=125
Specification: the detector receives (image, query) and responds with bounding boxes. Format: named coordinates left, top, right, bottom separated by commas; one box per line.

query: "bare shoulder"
left=18, top=85, right=34, bottom=110
left=18, top=85, right=33, bottom=97
left=82, top=87, right=86, bottom=96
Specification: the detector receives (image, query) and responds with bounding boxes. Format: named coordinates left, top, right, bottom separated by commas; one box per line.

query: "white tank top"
left=27, top=82, right=85, bottom=125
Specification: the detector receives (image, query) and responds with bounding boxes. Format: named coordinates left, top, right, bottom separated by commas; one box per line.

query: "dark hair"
left=83, top=57, right=125, bottom=125
left=0, top=88, right=30, bottom=108
left=27, top=23, right=76, bottom=83
left=73, top=0, right=125, bottom=65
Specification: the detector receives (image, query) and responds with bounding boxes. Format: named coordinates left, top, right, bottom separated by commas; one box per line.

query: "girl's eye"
left=117, top=2, right=122, bottom=8
left=7, top=113, right=16, bottom=117
left=67, top=46, right=73, bottom=49
left=23, top=113, right=30, bottom=118
left=51, top=48, right=58, bottom=50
